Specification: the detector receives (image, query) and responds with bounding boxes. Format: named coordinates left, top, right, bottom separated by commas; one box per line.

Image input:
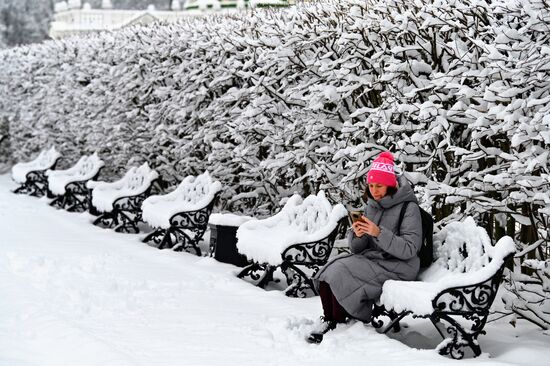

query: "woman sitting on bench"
left=307, top=151, right=423, bottom=344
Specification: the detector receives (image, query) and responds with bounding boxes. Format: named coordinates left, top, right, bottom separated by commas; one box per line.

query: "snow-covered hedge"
left=0, top=0, right=549, bottom=291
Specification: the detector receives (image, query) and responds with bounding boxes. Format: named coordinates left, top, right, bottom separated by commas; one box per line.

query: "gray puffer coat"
left=313, top=176, right=422, bottom=322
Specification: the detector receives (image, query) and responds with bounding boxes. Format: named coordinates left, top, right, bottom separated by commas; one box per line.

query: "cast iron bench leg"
left=280, top=261, right=317, bottom=298
left=143, top=228, right=168, bottom=248
left=238, top=263, right=275, bottom=288
left=433, top=313, right=483, bottom=359
left=114, top=210, right=139, bottom=233
left=93, top=211, right=118, bottom=229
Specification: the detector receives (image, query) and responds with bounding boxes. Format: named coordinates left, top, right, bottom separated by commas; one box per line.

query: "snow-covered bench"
left=141, top=171, right=222, bottom=256
left=12, top=147, right=61, bottom=197
left=236, top=191, right=348, bottom=297
left=47, top=153, right=104, bottom=212
left=88, top=163, right=160, bottom=233
left=371, top=217, right=516, bottom=359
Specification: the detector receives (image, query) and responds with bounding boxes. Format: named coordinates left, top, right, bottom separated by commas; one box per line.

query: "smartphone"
left=349, top=211, right=364, bottom=224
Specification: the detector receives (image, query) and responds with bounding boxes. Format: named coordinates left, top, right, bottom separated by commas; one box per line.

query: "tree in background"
left=0, top=0, right=173, bottom=49
left=0, top=0, right=53, bottom=48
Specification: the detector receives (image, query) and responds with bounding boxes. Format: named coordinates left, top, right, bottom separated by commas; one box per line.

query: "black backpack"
left=397, top=201, right=434, bottom=269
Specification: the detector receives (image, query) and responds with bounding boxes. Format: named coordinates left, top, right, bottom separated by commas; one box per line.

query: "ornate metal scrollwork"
left=13, top=170, right=49, bottom=197
left=370, top=305, right=388, bottom=330
left=65, top=181, right=91, bottom=212
left=49, top=181, right=92, bottom=212
left=93, top=211, right=118, bottom=229
left=280, top=218, right=344, bottom=266
left=370, top=304, right=413, bottom=333
left=282, top=241, right=333, bottom=265
left=371, top=254, right=511, bottom=359
left=433, top=278, right=500, bottom=314
left=237, top=263, right=275, bottom=288
left=142, top=192, right=219, bottom=256
left=239, top=218, right=346, bottom=297
left=113, top=194, right=145, bottom=213
left=114, top=210, right=140, bottom=233
left=428, top=264, right=506, bottom=359
left=13, top=159, right=59, bottom=197
left=436, top=329, right=467, bottom=359
left=280, top=262, right=320, bottom=298
left=92, top=178, right=159, bottom=233
left=432, top=312, right=483, bottom=359
left=170, top=228, right=201, bottom=255
left=143, top=227, right=168, bottom=247
left=49, top=194, right=68, bottom=209
left=13, top=182, right=38, bottom=196
left=170, top=209, right=210, bottom=231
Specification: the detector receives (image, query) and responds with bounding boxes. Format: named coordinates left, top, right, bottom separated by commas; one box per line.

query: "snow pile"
left=209, top=213, right=254, bottom=227
left=88, top=163, right=159, bottom=213
left=46, top=153, right=104, bottom=195
left=432, top=217, right=491, bottom=273
left=2, top=174, right=550, bottom=365
left=11, top=147, right=60, bottom=183
left=236, top=191, right=348, bottom=265
left=380, top=218, right=516, bottom=315
left=1, top=1, right=549, bottom=327
left=142, top=171, right=222, bottom=229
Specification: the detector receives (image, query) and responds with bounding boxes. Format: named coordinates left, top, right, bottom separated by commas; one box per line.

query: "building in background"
left=49, top=0, right=293, bottom=39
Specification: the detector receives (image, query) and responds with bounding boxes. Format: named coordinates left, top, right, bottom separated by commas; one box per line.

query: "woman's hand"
left=352, top=216, right=381, bottom=238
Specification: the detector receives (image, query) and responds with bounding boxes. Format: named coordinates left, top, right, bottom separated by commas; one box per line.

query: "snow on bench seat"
left=46, top=153, right=104, bottom=195
left=88, top=163, right=159, bottom=213
left=142, top=171, right=222, bottom=229
left=11, top=147, right=61, bottom=183
left=236, top=191, right=348, bottom=266
left=379, top=217, right=516, bottom=315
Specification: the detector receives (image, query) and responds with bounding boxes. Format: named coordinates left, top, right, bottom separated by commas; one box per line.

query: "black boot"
left=306, top=317, right=337, bottom=344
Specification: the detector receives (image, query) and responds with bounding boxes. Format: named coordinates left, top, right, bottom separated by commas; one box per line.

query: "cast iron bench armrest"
left=49, top=168, right=103, bottom=212
left=142, top=191, right=220, bottom=256
left=238, top=217, right=347, bottom=298
left=13, top=157, right=61, bottom=197
left=372, top=252, right=513, bottom=359
left=281, top=219, right=343, bottom=265
left=92, top=177, right=161, bottom=234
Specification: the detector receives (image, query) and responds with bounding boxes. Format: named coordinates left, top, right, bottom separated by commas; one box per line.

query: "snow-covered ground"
left=0, top=173, right=548, bottom=366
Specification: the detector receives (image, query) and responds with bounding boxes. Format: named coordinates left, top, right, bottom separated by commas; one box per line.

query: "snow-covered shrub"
left=0, top=116, right=10, bottom=169
left=502, top=257, right=550, bottom=331
left=0, top=1, right=549, bottom=320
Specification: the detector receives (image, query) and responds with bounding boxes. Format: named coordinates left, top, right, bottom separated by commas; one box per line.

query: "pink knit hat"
left=365, top=151, right=397, bottom=187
